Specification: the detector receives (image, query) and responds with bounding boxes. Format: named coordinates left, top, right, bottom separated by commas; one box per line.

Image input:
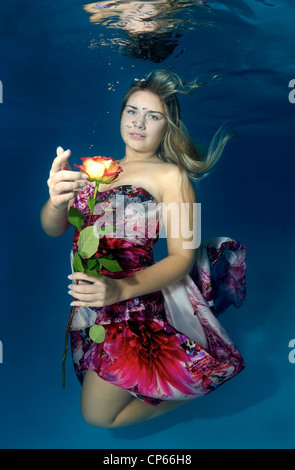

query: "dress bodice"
left=71, top=184, right=160, bottom=278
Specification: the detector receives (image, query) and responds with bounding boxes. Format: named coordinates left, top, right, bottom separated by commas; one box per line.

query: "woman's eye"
left=127, top=109, right=135, bottom=115
left=149, top=114, right=159, bottom=120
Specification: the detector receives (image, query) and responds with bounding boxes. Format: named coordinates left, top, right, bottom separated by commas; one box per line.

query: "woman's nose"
left=132, top=119, right=145, bottom=129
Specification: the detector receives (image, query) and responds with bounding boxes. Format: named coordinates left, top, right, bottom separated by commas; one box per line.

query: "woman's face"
left=120, top=90, right=168, bottom=157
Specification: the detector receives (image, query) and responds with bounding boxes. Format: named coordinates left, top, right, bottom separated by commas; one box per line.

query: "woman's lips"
left=130, top=132, right=145, bottom=140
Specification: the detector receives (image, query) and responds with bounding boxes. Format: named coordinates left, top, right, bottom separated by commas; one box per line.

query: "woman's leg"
left=80, top=370, right=193, bottom=428
left=80, top=370, right=134, bottom=427
left=112, top=393, right=194, bottom=428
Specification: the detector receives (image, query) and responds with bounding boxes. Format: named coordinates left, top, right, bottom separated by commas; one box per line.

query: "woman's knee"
left=80, top=400, right=114, bottom=428
left=80, top=370, right=134, bottom=428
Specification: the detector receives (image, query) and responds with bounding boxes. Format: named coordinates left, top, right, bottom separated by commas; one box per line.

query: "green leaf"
left=78, top=226, right=100, bottom=259
left=96, top=260, right=102, bottom=271
left=87, top=196, right=96, bottom=214
left=89, top=325, right=106, bottom=343
left=99, top=257, right=122, bottom=272
left=72, top=252, right=84, bottom=273
left=68, top=207, right=84, bottom=232
left=87, top=259, right=97, bottom=270
left=85, top=258, right=100, bottom=276
left=86, top=258, right=104, bottom=274
left=85, top=268, right=99, bottom=277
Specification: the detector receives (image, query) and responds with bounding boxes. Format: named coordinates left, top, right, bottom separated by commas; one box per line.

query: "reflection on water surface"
left=84, top=0, right=211, bottom=62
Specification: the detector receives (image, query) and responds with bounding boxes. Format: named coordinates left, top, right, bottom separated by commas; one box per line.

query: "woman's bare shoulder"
left=149, top=159, right=179, bottom=176
left=156, top=161, right=181, bottom=185
left=156, top=162, right=196, bottom=203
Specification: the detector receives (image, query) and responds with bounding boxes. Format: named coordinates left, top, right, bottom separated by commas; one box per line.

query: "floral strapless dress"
left=70, top=184, right=247, bottom=405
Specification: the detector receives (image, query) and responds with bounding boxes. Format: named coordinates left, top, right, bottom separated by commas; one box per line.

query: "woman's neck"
left=123, top=148, right=159, bottom=163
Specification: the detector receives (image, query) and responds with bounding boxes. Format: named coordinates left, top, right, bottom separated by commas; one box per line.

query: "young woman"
left=41, top=69, right=246, bottom=428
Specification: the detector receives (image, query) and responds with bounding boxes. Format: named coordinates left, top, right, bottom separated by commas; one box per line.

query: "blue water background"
left=0, top=0, right=295, bottom=449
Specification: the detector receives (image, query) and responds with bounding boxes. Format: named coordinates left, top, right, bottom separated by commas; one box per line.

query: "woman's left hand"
left=68, top=272, right=121, bottom=307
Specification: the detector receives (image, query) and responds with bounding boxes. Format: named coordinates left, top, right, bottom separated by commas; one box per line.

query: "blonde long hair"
left=120, top=69, right=235, bottom=183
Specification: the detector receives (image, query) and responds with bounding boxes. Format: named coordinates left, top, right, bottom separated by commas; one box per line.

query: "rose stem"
left=62, top=305, right=75, bottom=388
left=87, top=180, right=100, bottom=226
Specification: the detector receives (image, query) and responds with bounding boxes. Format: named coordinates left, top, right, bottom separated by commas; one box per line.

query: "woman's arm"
left=41, top=147, right=86, bottom=237
left=117, top=165, right=197, bottom=299
left=41, top=199, right=70, bottom=238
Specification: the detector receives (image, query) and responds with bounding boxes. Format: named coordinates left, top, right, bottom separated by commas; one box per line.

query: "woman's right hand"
left=47, top=146, right=87, bottom=210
